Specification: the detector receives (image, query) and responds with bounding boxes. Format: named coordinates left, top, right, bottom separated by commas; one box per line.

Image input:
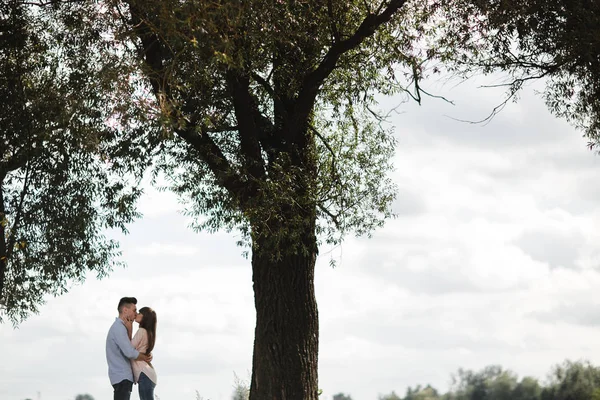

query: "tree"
left=402, top=385, right=441, bottom=400
left=380, top=391, right=403, bottom=400
left=84, top=0, right=440, bottom=398
left=512, top=377, right=542, bottom=400
left=442, top=365, right=543, bottom=400
left=75, top=394, right=95, bottom=400
left=0, top=0, right=142, bottom=323
left=333, top=393, right=354, bottom=400
left=436, top=0, right=600, bottom=145
left=448, top=366, right=518, bottom=400
left=232, top=373, right=250, bottom=400
left=540, top=360, right=600, bottom=400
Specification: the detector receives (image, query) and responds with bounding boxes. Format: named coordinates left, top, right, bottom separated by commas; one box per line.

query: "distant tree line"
left=333, top=360, right=600, bottom=400
left=31, top=360, right=600, bottom=400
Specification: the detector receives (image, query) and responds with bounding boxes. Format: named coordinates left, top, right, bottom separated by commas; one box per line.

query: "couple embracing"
left=106, top=297, right=158, bottom=400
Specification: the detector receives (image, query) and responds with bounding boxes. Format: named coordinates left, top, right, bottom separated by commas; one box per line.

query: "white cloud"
left=130, top=242, right=200, bottom=256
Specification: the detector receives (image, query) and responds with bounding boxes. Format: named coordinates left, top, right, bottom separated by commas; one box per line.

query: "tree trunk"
left=249, top=226, right=320, bottom=400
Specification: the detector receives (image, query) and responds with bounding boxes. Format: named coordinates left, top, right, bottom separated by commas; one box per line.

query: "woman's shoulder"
left=133, top=326, right=148, bottom=338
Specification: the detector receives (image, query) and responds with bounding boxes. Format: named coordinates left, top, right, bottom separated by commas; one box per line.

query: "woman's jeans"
left=138, top=372, right=156, bottom=400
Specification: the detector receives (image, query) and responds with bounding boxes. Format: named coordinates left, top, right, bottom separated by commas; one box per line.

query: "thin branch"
left=174, top=125, right=242, bottom=198
left=1, top=147, right=31, bottom=175
left=445, top=97, right=510, bottom=126
left=18, top=0, right=84, bottom=6
left=317, top=203, right=341, bottom=229
left=327, top=0, right=340, bottom=43
left=479, top=70, right=553, bottom=89
left=366, top=101, right=406, bottom=123
left=115, top=3, right=130, bottom=27
left=6, top=160, right=31, bottom=261
left=250, top=71, right=285, bottom=110
left=308, top=124, right=336, bottom=169
left=309, top=124, right=338, bottom=181
left=361, top=0, right=372, bottom=14
left=206, top=125, right=238, bottom=133
left=417, top=87, right=455, bottom=104
left=446, top=70, right=553, bottom=126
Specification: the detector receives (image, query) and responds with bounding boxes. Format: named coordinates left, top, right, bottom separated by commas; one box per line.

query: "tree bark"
left=249, top=222, right=320, bottom=400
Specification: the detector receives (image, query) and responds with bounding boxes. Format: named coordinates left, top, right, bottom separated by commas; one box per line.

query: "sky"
left=3, top=75, right=600, bottom=400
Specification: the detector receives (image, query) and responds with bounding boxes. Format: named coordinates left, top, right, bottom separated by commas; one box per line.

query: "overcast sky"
left=3, top=75, right=600, bottom=400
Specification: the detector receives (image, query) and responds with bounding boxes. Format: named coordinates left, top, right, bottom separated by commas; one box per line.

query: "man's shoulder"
left=108, top=318, right=125, bottom=333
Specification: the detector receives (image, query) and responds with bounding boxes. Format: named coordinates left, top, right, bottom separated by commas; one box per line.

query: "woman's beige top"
left=131, top=327, right=158, bottom=384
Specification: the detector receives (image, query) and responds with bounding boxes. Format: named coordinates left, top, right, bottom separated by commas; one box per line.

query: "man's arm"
left=113, top=324, right=140, bottom=360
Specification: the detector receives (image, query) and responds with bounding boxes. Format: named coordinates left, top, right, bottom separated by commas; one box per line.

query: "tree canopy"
left=0, top=0, right=142, bottom=323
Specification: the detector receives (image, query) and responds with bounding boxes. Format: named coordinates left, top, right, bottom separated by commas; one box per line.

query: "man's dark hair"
left=117, top=297, right=137, bottom=313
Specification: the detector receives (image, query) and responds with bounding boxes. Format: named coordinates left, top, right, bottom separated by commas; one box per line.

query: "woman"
left=131, top=307, right=158, bottom=400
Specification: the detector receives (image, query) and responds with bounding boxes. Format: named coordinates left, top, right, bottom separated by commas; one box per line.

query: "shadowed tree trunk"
left=250, top=208, right=319, bottom=399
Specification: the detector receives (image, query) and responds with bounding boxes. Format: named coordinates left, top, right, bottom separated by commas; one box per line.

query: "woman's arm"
left=131, top=327, right=147, bottom=350
left=131, top=328, right=152, bottom=363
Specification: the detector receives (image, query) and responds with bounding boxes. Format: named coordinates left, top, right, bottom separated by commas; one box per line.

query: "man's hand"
left=125, top=320, right=133, bottom=340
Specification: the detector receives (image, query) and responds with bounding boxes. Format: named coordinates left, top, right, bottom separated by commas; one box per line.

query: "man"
left=106, top=297, right=152, bottom=400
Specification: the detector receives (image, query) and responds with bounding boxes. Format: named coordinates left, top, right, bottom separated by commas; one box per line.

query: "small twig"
left=327, top=0, right=340, bottom=43
left=309, top=124, right=338, bottom=181
left=318, top=203, right=341, bottom=229
left=19, top=0, right=84, bottom=6
left=206, top=125, right=239, bottom=133
left=251, top=72, right=276, bottom=99
left=6, top=161, right=31, bottom=260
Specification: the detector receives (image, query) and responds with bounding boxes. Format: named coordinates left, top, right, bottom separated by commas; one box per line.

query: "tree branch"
left=296, top=0, right=407, bottom=115
left=125, top=0, right=249, bottom=201
left=226, top=71, right=266, bottom=180
left=174, top=125, right=245, bottom=199
left=0, top=148, right=32, bottom=175
left=327, top=0, right=340, bottom=43
left=309, top=124, right=338, bottom=182
left=317, top=203, right=341, bottom=229
left=251, top=72, right=276, bottom=99
left=6, top=161, right=31, bottom=261
left=446, top=70, right=554, bottom=126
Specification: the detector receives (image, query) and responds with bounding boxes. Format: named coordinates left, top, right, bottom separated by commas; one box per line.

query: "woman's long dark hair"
left=139, top=307, right=157, bottom=354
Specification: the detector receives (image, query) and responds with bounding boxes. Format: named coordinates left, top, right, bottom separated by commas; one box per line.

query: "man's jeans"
left=112, top=379, right=133, bottom=400
left=138, top=372, right=156, bottom=400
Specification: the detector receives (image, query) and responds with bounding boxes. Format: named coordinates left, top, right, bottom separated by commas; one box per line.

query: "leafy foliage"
left=75, top=394, right=95, bottom=400
left=436, top=0, right=600, bottom=143
left=333, top=393, right=354, bottom=400
left=372, top=361, right=600, bottom=400
left=0, top=0, right=144, bottom=324
left=98, top=0, right=446, bottom=255
left=540, top=360, right=600, bottom=400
